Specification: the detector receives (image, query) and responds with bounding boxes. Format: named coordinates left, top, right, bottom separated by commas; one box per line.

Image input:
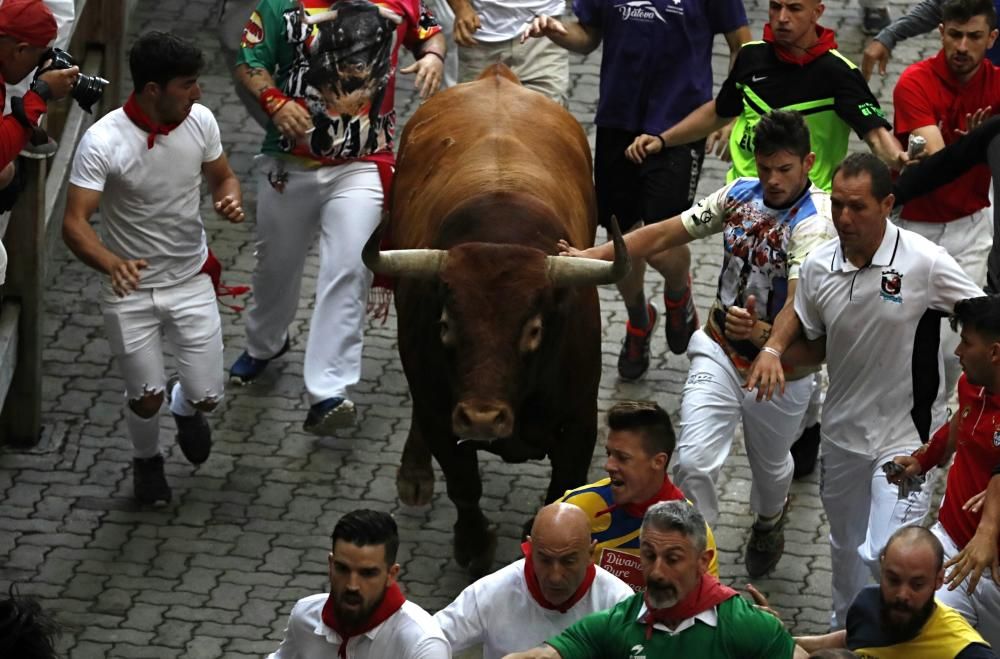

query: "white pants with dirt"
left=245, top=158, right=383, bottom=405
left=672, top=329, right=813, bottom=526
left=101, top=273, right=224, bottom=458
left=932, top=521, right=1000, bottom=649
left=821, top=440, right=934, bottom=629
left=898, top=209, right=993, bottom=396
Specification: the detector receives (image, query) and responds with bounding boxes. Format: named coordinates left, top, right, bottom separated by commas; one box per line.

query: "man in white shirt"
left=747, top=152, right=984, bottom=628
left=269, top=509, right=450, bottom=659
left=62, top=32, right=245, bottom=505
left=446, top=0, right=568, bottom=103
left=435, top=502, right=632, bottom=659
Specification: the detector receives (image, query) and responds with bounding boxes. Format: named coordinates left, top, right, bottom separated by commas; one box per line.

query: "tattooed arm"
left=235, top=64, right=313, bottom=140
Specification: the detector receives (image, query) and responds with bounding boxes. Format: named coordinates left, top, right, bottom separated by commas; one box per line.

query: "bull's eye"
left=520, top=316, right=544, bottom=353
left=439, top=310, right=455, bottom=346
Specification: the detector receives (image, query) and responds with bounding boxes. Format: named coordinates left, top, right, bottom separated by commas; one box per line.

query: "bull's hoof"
left=397, top=464, right=434, bottom=506
left=454, top=522, right=498, bottom=580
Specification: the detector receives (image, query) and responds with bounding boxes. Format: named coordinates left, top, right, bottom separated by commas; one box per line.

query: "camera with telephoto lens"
left=33, top=48, right=108, bottom=113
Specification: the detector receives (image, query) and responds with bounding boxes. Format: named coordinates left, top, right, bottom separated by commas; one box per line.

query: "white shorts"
left=101, top=273, right=224, bottom=405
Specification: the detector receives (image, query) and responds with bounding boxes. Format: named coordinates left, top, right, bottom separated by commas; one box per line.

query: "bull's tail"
left=477, top=62, right=521, bottom=85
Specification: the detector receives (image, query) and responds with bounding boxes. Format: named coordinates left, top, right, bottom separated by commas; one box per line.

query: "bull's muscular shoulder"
left=389, top=64, right=596, bottom=250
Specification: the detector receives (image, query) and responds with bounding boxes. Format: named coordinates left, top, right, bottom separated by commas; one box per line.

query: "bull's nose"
left=452, top=401, right=514, bottom=439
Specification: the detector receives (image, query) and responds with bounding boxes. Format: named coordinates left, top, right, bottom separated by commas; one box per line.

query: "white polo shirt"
left=794, top=220, right=983, bottom=456
left=434, top=559, right=633, bottom=659
left=268, top=594, right=450, bottom=659
left=471, top=1, right=567, bottom=41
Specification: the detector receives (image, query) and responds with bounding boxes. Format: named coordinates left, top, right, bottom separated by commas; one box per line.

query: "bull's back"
left=390, top=66, right=595, bottom=249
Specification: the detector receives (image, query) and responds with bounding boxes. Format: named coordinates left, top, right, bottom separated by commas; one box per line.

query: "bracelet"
left=761, top=346, right=782, bottom=359
left=421, top=50, right=445, bottom=63
left=258, top=87, right=290, bottom=117
left=655, top=134, right=666, bottom=150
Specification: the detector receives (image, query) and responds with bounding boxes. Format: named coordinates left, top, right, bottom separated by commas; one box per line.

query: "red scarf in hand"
left=596, top=476, right=687, bottom=519
left=763, top=24, right=837, bottom=66
left=521, top=541, right=597, bottom=613
left=122, top=92, right=182, bottom=149
left=641, top=573, right=738, bottom=639
left=321, top=582, right=407, bottom=659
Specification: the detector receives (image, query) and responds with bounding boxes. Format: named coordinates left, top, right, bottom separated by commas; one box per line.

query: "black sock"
left=626, top=297, right=650, bottom=328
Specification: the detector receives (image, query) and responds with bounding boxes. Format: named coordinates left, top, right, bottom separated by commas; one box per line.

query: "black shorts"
left=594, top=126, right=706, bottom=232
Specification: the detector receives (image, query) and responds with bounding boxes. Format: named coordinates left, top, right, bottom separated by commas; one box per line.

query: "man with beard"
left=560, top=111, right=833, bottom=578
left=558, top=401, right=720, bottom=580
left=230, top=0, right=445, bottom=434
left=268, top=509, right=449, bottom=658
left=502, top=501, right=805, bottom=658
left=795, top=526, right=994, bottom=658
left=885, top=295, right=1000, bottom=648
left=890, top=0, right=1000, bottom=397
left=434, top=503, right=633, bottom=659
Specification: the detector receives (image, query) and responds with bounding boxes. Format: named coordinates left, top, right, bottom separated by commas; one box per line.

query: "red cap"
left=0, top=0, right=57, bottom=48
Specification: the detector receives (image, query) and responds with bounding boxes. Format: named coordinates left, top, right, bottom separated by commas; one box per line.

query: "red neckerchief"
left=930, top=49, right=986, bottom=93
left=596, top=476, right=686, bottom=519
left=641, top=573, right=738, bottom=639
left=321, top=582, right=406, bottom=659
left=520, top=541, right=597, bottom=613
left=763, top=24, right=837, bottom=66
left=122, top=92, right=182, bottom=149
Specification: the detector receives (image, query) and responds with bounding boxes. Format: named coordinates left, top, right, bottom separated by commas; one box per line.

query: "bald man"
left=434, top=503, right=633, bottom=659
left=796, top=526, right=995, bottom=658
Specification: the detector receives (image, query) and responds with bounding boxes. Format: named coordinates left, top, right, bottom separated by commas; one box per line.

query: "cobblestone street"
left=0, top=0, right=943, bottom=656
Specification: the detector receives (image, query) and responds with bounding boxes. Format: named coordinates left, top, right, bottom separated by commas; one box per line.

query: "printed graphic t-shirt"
left=238, top=0, right=441, bottom=166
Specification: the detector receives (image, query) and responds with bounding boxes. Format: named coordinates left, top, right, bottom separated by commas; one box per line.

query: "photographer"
left=0, top=0, right=77, bottom=172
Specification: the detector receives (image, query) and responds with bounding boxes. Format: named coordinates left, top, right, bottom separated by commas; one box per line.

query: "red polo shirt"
left=893, top=50, right=1000, bottom=223
left=938, top=374, right=1000, bottom=552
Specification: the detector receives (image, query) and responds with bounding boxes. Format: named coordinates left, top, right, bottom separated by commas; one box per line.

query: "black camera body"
left=34, top=48, right=108, bottom=113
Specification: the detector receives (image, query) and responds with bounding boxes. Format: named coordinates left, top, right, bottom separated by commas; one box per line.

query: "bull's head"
left=303, top=0, right=398, bottom=113
left=363, top=220, right=629, bottom=441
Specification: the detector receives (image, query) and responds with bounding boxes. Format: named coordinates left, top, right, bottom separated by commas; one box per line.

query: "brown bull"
left=364, top=65, right=627, bottom=577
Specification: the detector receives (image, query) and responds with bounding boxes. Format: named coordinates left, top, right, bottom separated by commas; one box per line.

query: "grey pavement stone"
left=0, top=0, right=949, bottom=656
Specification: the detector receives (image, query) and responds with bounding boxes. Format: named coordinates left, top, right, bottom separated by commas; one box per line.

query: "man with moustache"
left=268, top=509, right=448, bottom=658
left=558, top=401, right=720, bottom=579
left=502, top=501, right=805, bottom=658
left=795, top=526, right=994, bottom=658
left=560, top=111, right=834, bottom=577
left=434, top=503, right=633, bottom=659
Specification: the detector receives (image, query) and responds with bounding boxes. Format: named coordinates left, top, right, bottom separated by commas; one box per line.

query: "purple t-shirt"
left=574, top=0, right=747, bottom=135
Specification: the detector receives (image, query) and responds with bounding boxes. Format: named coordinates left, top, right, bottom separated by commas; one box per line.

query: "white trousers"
left=931, top=521, right=1000, bottom=650
left=246, top=158, right=383, bottom=404
left=898, top=208, right=993, bottom=396
left=821, top=440, right=934, bottom=629
left=101, top=273, right=224, bottom=455
left=673, top=330, right=813, bottom=525
left=457, top=29, right=570, bottom=106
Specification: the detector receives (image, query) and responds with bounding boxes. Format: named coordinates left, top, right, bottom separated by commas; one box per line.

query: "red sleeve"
left=402, top=0, right=442, bottom=52
left=893, top=65, right=939, bottom=139
left=916, top=421, right=950, bottom=473
left=0, top=89, right=46, bottom=168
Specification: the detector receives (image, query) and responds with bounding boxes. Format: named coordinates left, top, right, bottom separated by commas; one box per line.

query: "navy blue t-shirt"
left=574, top=0, right=747, bottom=135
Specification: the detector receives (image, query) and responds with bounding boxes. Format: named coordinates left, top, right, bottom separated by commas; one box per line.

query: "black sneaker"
left=791, top=423, right=821, bottom=480
left=303, top=397, right=357, bottom=436
left=663, top=280, right=698, bottom=355
left=862, top=7, right=891, bottom=35
left=174, top=411, right=212, bottom=465
left=745, top=504, right=788, bottom=578
left=617, top=304, right=658, bottom=381
left=230, top=334, right=291, bottom=385
left=133, top=454, right=171, bottom=505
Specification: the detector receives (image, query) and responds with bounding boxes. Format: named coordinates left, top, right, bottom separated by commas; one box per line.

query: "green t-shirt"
left=546, top=592, right=795, bottom=659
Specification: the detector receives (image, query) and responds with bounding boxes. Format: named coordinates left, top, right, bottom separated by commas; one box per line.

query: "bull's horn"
left=377, top=6, right=404, bottom=24
left=362, top=223, right=448, bottom=280
left=303, top=9, right=338, bottom=24
left=545, top=216, right=630, bottom=287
